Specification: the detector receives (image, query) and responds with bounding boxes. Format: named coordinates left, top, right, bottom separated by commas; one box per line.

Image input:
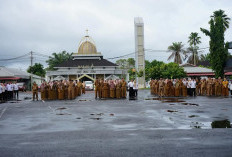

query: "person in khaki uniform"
left=71, top=82, right=75, bottom=99
left=222, top=78, right=229, bottom=96
left=94, top=79, right=100, bottom=99
left=64, top=81, right=68, bottom=100
left=218, top=77, right=222, bottom=96
left=44, top=82, right=49, bottom=100
left=166, top=79, right=172, bottom=96
left=68, top=80, right=73, bottom=100
left=99, top=79, right=104, bottom=99
left=58, top=82, right=64, bottom=100
left=154, top=79, right=159, bottom=95
left=206, top=78, right=213, bottom=96
left=109, top=80, right=115, bottom=98
left=115, top=80, right=121, bottom=99
left=214, top=79, right=220, bottom=96
left=212, top=79, right=216, bottom=96
left=201, top=79, right=206, bottom=96
left=82, top=82, right=85, bottom=94
left=175, top=79, right=180, bottom=97
left=32, top=82, right=38, bottom=101
left=40, top=81, right=46, bottom=101
left=150, top=80, right=154, bottom=94
left=48, top=83, right=53, bottom=100
left=102, top=81, right=109, bottom=98
left=158, top=78, right=165, bottom=97
left=78, top=81, right=82, bottom=96
left=121, top=78, right=127, bottom=98
left=182, top=78, right=187, bottom=97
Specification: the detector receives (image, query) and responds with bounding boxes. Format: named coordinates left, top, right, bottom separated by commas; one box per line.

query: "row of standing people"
left=0, top=82, right=19, bottom=102
left=150, top=77, right=232, bottom=97
left=94, top=78, right=128, bottom=99
left=35, top=80, right=86, bottom=101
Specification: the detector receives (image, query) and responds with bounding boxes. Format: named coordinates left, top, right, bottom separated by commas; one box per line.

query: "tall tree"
left=210, top=9, right=230, bottom=32
left=201, top=9, right=230, bottom=78
left=188, top=32, right=201, bottom=47
left=167, top=42, right=185, bottom=64
left=46, top=51, right=72, bottom=70
left=187, top=32, right=201, bottom=65
left=27, top=63, right=46, bottom=77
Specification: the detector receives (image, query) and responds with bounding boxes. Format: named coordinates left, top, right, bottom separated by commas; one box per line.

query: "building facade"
left=46, top=32, right=127, bottom=81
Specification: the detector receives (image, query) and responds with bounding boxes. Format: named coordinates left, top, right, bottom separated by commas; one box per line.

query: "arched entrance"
left=78, top=74, right=95, bottom=82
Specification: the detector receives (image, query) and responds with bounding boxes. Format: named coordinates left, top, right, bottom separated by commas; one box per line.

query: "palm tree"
left=167, top=42, right=185, bottom=64
left=188, top=32, right=201, bottom=47
left=187, top=32, right=201, bottom=65
left=186, top=46, right=200, bottom=65
left=211, top=9, right=230, bottom=31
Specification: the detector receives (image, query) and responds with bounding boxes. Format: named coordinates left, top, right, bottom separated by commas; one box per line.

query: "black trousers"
left=191, top=88, right=196, bottom=96
left=129, top=87, right=134, bottom=98
left=14, top=90, right=19, bottom=100
left=134, top=89, right=138, bottom=97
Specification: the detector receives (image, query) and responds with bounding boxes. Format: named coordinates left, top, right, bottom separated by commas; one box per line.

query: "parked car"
left=17, top=82, right=26, bottom=92
left=85, top=81, right=93, bottom=90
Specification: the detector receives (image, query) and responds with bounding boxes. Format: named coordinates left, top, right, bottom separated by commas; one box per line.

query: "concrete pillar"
left=134, top=17, right=145, bottom=88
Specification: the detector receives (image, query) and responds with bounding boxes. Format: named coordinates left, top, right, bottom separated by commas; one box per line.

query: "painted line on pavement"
left=0, top=107, right=8, bottom=119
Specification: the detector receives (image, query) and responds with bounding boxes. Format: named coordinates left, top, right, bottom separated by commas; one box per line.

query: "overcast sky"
left=0, top=0, right=232, bottom=70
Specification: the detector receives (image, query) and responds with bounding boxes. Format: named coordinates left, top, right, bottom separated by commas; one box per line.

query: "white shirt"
left=14, top=84, right=19, bottom=90
left=187, top=81, right=191, bottom=88
left=6, top=84, right=13, bottom=91
left=0, top=85, right=2, bottom=94
left=128, top=82, right=134, bottom=88
left=229, top=82, right=232, bottom=90
left=191, top=80, right=196, bottom=88
left=133, top=82, right=138, bottom=90
left=2, top=85, right=5, bottom=92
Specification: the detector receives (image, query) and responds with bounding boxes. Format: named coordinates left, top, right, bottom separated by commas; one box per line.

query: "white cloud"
left=0, top=0, right=231, bottom=68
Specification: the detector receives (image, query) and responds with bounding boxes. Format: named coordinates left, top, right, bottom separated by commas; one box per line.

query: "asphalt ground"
left=0, top=90, right=232, bottom=157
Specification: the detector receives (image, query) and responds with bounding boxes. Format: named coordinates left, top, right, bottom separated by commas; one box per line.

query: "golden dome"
left=77, top=31, right=97, bottom=54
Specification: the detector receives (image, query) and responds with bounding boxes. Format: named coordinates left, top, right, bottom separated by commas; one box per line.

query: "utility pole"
left=30, top=51, right=33, bottom=91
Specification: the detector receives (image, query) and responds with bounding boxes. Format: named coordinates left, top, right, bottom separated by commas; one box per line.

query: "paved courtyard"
left=0, top=90, right=232, bottom=157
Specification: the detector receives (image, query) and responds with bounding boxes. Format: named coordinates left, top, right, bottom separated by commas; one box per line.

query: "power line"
left=0, top=52, right=30, bottom=61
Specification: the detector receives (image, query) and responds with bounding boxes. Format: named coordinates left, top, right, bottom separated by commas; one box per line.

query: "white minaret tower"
left=134, top=17, right=145, bottom=88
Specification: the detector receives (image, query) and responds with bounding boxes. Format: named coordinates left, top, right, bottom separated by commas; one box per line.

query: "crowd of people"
left=94, top=78, right=138, bottom=99
left=0, top=82, right=19, bottom=103
left=150, top=77, right=232, bottom=97
left=37, top=80, right=86, bottom=101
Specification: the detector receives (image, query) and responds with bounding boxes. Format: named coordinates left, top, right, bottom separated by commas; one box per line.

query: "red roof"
left=187, top=73, right=215, bottom=76
left=0, top=77, right=21, bottom=80
left=225, top=72, right=232, bottom=75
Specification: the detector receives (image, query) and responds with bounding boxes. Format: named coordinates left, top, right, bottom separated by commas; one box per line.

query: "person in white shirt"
left=229, top=81, right=232, bottom=96
left=133, top=80, right=138, bottom=97
left=128, top=79, right=134, bottom=99
left=13, top=82, right=19, bottom=100
left=6, top=82, right=14, bottom=100
left=187, top=79, right=192, bottom=96
left=190, top=78, right=197, bottom=96
left=0, top=83, right=2, bottom=102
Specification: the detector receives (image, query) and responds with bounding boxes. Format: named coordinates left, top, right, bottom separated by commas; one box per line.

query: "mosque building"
left=46, top=31, right=127, bottom=82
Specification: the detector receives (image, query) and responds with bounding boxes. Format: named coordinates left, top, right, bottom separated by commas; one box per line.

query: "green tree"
left=147, top=61, right=186, bottom=79
left=27, top=63, right=46, bottom=77
left=186, top=46, right=200, bottom=65
left=199, top=53, right=210, bottom=62
left=46, top=51, right=72, bottom=70
left=186, top=32, right=201, bottom=65
left=161, top=62, right=186, bottom=79
left=167, top=42, right=186, bottom=64
left=201, top=9, right=230, bottom=78
left=210, top=9, right=230, bottom=32
left=116, top=59, right=127, bottom=69
left=188, top=32, right=201, bottom=47
left=127, top=58, right=135, bottom=68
